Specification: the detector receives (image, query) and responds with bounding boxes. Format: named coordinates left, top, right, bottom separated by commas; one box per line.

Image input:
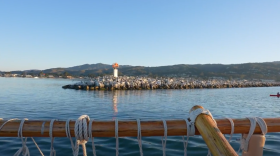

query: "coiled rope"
left=74, top=115, right=90, bottom=156
left=66, top=115, right=93, bottom=156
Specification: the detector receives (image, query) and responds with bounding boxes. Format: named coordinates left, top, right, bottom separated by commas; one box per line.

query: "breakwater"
left=62, top=76, right=280, bottom=90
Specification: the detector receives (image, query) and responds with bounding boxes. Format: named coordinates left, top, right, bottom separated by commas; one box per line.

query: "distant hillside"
left=65, top=63, right=131, bottom=71
left=4, top=62, right=280, bottom=81
left=4, top=63, right=132, bottom=75
left=43, top=63, right=131, bottom=72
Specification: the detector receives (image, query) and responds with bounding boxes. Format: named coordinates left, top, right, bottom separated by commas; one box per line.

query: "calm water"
left=0, top=77, right=280, bottom=156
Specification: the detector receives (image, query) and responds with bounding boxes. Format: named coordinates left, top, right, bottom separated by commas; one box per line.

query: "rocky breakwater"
left=62, top=76, right=280, bottom=90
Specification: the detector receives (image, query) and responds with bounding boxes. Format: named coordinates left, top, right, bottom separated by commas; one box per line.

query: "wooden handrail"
left=0, top=117, right=280, bottom=137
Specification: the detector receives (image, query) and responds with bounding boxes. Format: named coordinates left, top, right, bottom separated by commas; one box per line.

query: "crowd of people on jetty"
left=62, top=76, right=280, bottom=90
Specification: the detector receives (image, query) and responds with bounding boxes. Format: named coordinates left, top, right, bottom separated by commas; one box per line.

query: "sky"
left=0, top=1, right=280, bottom=71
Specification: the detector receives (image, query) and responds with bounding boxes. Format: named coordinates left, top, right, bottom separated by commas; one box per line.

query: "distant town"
left=1, top=61, right=280, bottom=82
left=0, top=71, right=277, bottom=85
left=0, top=72, right=75, bottom=79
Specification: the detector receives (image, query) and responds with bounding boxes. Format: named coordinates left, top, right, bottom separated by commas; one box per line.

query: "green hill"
left=5, top=61, right=280, bottom=81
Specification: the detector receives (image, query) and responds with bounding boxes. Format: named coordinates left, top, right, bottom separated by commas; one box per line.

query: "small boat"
left=270, top=92, right=280, bottom=97
left=34, top=77, right=39, bottom=79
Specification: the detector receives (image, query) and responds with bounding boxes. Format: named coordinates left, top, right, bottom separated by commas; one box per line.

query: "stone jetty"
left=62, top=76, right=280, bottom=90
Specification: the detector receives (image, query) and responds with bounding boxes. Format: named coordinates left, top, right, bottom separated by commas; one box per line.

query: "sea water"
left=0, top=77, right=279, bottom=155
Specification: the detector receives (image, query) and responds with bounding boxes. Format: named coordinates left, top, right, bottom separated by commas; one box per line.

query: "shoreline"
left=62, top=77, right=280, bottom=90
left=62, top=83, right=280, bottom=90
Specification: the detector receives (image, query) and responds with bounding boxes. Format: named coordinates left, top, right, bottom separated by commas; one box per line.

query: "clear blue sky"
left=0, top=1, right=279, bottom=71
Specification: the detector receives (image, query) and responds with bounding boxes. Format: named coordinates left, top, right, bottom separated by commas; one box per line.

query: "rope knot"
left=184, top=108, right=216, bottom=156
left=74, top=115, right=90, bottom=156
left=187, top=108, right=216, bottom=136
left=78, top=140, right=88, bottom=145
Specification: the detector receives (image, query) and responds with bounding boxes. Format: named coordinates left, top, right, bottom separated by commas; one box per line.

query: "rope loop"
left=185, top=119, right=195, bottom=137
left=137, top=119, right=143, bottom=156
left=14, top=118, right=30, bottom=156
left=182, top=119, right=190, bottom=156
left=189, top=108, right=216, bottom=126
left=88, top=119, right=96, bottom=156
left=256, top=117, right=267, bottom=135
left=239, top=117, right=267, bottom=152
left=41, top=121, right=46, bottom=135
left=225, top=118, right=234, bottom=142
left=49, top=119, right=57, bottom=156
left=0, top=118, right=19, bottom=131
left=66, top=119, right=75, bottom=155
left=161, top=119, right=167, bottom=156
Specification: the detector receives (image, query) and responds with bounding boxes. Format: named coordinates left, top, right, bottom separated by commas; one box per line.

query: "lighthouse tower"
left=112, top=63, right=119, bottom=78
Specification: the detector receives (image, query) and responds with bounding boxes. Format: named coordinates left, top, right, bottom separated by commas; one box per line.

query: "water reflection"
left=113, top=91, right=118, bottom=115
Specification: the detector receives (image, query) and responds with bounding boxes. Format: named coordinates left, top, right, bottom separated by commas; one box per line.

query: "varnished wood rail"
left=0, top=117, right=280, bottom=137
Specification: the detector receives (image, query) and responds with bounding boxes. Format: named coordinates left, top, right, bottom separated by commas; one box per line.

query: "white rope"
left=0, top=118, right=18, bottom=131
left=88, top=119, right=96, bottom=156
left=137, top=119, right=143, bottom=156
left=239, top=117, right=267, bottom=152
left=115, top=119, right=119, bottom=156
left=10, top=118, right=44, bottom=156
left=226, top=118, right=234, bottom=142
left=182, top=119, right=191, bottom=156
left=256, top=117, right=267, bottom=135
left=189, top=108, right=216, bottom=125
left=161, top=119, right=167, bottom=156
left=239, top=117, right=256, bottom=152
left=49, top=119, right=57, bottom=156
left=31, top=137, right=45, bottom=156
left=184, top=108, right=216, bottom=156
left=14, top=118, right=30, bottom=156
left=207, top=149, right=211, bottom=156
left=41, top=121, right=46, bottom=135
left=66, top=119, right=75, bottom=155
left=74, top=115, right=90, bottom=156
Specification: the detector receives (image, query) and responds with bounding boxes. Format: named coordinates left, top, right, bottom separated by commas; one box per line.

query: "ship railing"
left=0, top=105, right=278, bottom=156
